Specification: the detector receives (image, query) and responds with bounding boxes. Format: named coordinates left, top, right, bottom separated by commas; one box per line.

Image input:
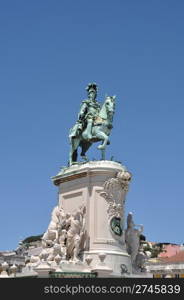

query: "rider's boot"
left=83, top=119, right=93, bottom=140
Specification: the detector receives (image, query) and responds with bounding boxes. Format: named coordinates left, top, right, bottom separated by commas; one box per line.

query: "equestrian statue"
left=69, top=83, right=116, bottom=166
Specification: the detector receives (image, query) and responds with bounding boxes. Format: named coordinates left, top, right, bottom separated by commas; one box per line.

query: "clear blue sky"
left=0, top=0, right=184, bottom=251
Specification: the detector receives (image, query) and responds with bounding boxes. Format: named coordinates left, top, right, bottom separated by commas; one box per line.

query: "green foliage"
left=22, top=234, right=43, bottom=244
left=143, top=243, right=163, bottom=258
left=150, top=247, right=161, bottom=258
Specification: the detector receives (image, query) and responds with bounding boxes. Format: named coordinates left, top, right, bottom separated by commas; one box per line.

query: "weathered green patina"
left=49, top=271, right=97, bottom=278
left=69, top=83, right=115, bottom=165
left=110, top=216, right=123, bottom=236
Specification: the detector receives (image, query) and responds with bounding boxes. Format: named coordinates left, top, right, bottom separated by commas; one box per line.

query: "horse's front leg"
left=69, top=143, right=76, bottom=166
left=69, top=147, right=73, bottom=166
left=96, top=131, right=109, bottom=150
left=69, top=138, right=80, bottom=166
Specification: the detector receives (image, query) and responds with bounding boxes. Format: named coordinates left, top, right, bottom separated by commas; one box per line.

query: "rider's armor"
left=79, top=99, right=100, bottom=121
left=69, top=83, right=100, bottom=140
left=78, top=100, right=101, bottom=140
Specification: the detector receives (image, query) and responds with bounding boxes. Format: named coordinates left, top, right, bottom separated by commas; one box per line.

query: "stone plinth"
left=52, top=160, right=132, bottom=277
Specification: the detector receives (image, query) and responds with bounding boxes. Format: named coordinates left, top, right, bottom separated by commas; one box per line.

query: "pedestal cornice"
left=52, top=160, right=126, bottom=186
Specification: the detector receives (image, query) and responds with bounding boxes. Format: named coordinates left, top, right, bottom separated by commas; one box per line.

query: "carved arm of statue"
left=134, top=224, right=144, bottom=236
left=138, top=225, right=144, bottom=234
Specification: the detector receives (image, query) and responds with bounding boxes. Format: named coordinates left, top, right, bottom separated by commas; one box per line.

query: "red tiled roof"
left=158, top=244, right=181, bottom=258
left=161, top=251, right=184, bottom=264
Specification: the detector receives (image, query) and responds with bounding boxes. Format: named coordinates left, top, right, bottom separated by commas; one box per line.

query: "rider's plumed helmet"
left=85, top=83, right=98, bottom=94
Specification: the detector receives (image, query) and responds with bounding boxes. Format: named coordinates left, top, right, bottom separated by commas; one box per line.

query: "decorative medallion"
left=110, top=216, right=122, bottom=236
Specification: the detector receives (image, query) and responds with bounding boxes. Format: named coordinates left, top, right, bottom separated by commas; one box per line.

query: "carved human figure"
left=42, top=206, right=68, bottom=245
left=59, top=229, right=67, bottom=260
left=42, top=206, right=61, bottom=243
left=66, top=205, right=86, bottom=262
left=135, top=244, right=147, bottom=271
left=125, top=212, right=143, bottom=267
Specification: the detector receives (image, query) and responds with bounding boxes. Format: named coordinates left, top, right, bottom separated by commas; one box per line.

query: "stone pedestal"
left=52, top=161, right=132, bottom=277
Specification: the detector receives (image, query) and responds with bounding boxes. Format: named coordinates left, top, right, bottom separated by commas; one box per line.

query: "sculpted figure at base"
left=42, top=205, right=69, bottom=245
left=59, top=229, right=67, bottom=260
left=42, top=206, right=61, bottom=243
left=69, top=83, right=116, bottom=165
left=38, top=204, right=86, bottom=264
left=66, top=205, right=86, bottom=262
left=125, top=212, right=143, bottom=269
left=135, top=244, right=147, bottom=272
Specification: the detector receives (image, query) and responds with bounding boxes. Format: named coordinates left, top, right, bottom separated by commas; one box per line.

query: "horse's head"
left=99, top=95, right=115, bottom=120
left=98, top=95, right=115, bottom=122
left=105, top=96, right=116, bottom=116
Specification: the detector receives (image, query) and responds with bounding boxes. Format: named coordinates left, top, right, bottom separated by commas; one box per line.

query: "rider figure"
left=70, top=83, right=101, bottom=141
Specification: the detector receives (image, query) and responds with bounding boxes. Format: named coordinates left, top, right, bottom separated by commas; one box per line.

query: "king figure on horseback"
left=69, top=83, right=115, bottom=166
left=70, top=83, right=100, bottom=141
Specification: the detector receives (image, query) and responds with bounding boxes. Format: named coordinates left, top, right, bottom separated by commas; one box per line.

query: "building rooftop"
left=160, top=251, right=184, bottom=264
